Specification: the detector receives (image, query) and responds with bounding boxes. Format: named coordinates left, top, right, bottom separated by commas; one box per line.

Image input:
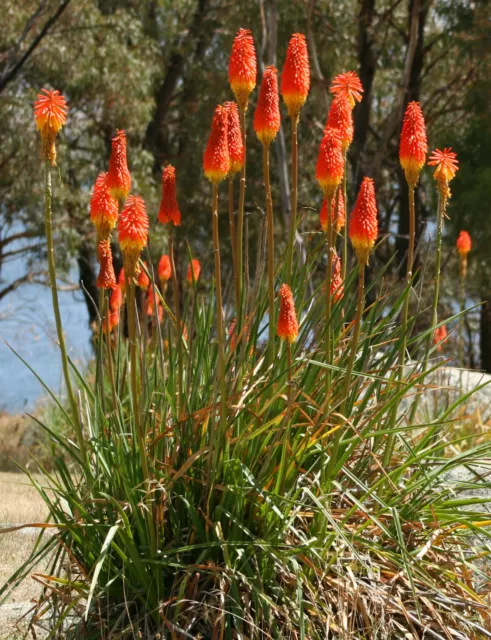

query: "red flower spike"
left=229, top=28, right=257, bottom=111
left=277, top=284, right=299, bottom=343
left=118, top=195, right=149, bottom=278
left=106, top=130, right=132, bottom=201
left=118, top=267, right=125, bottom=291
left=349, top=177, right=378, bottom=265
left=456, top=231, right=471, bottom=257
left=281, top=33, right=310, bottom=119
left=320, top=189, right=345, bottom=233
left=203, top=105, right=230, bottom=184
left=225, top=102, right=244, bottom=174
left=158, top=255, right=172, bottom=282
left=330, top=71, right=364, bottom=108
left=331, top=251, right=344, bottom=302
left=34, top=89, right=68, bottom=165
left=399, top=102, right=428, bottom=188
left=138, top=261, right=150, bottom=290
left=428, top=147, right=459, bottom=199
left=316, top=127, right=344, bottom=200
left=110, top=284, right=124, bottom=311
left=325, top=93, right=353, bottom=153
left=104, top=309, right=120, bottom=334
left=158, top=165, right=181, bottom=226
left=433, top=324, right=447, bottom=352
left=90, top=172, right=119, bottom=239
left=254, top=65, right=281, bottom=146
left=96, top=239, right=116, bottom=290
left=187, top=259, right=201, bottom=285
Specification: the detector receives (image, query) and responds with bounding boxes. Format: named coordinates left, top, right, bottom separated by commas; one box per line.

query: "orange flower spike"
left=96, top=239, right=117, bottom=290
left=34, top=89, right=68, bottom=165
left=277, top=284, right=299, bottom=343
left=428, top=148, right=459, bottom=199
left=331, top=251, right=344, bottom=302
left=229, top=28, right=257, bottom=111
left=158, top=165, right=181, bottom=226
left=281, top=33, right=310, bottom=120
left=349, top=177, right=379, bottom=265
left=330, top=71, right=364, bottom=108
left=316, top=127, right=344, bottom=201
left=106, top=130, right=132, bottom=201
left=433, top=324, right=447, bottom=352
left=203, top=105, right=230, bottom=184
left=399, top=101, right=428, bottom=188
left=326, top=93, right=353, bottom=153
left=158, top=255, right=172, bottom=283
left=90, top=172, right=119, bottom=239
left=146, top=287, right=163, bottom=321
left=118, top=195, right=149, bottom=279
left=456, top=230, right=471, bottom=257
left=225, top=102, right=244, bottom=174
left=110, top=284, right=124, bottom=311
left=320, top=189, right=345, bottom=233
left=254, top=65, right=281, bottom=146
left=138, top=262, right=150, bottom=290
left=187, top=259, right=201, bottom=285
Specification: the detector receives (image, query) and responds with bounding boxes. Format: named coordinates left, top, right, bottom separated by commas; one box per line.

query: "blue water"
left=0, top=245, right=91, bottom=413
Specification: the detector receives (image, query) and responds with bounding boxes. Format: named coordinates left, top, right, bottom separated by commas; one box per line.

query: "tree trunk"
left=78, top=240, right=99, bottom=328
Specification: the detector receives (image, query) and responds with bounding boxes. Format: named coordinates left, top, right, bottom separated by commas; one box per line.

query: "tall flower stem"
left=430, top=193, right=444, bottom=339
left=325, top=263, right=365, bottom=483
left=385, top=185, right=416, bottom=467
left=276, top=342, right=293, bottom=495
left=104, top=293, right=118, bottom=414
left=44, top=162, right=86, bottom=463
left=459, top=265, right=465, bottom=370
left=342, top=155, right=348, bottom=281
left=168, top=225, right=183, bottom=415
left=212, top=184, right=228, bottom=444
left=325, top=197, right=334, bottom=399
left=263, top=143, right=275, bottom=366
left=228, top=176, right=239, bottom=313
left=236, top=108, right=247, bottom=334
left=285, top=117, right=298, bottom=285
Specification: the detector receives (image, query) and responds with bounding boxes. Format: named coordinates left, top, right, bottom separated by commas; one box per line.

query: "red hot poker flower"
left=320, top=189, right=345, bottom=233
left=456, top=230, right=471, bottom=257
left=399, top=102, right=427, bottom=188
left=428, top=148, right=459, bottom=200
left=187, top=259, right=201, bottom=285
left=96, top=239, right=116, bottom=290
left=104, top=309, right=120, bottom=335
left=229, top=28, right=257, bottom=111
left=330, top=71, right=364, bottom=108
left=158, top=165, right=181, bottom=225
left=147, top=287, right=164, bottom=322
left=34, top=89, right=68, bottom=165
left=110, top=284, right=124, bottom=311
left=90, top=172, right=119, bottom=239
left=106, top=130, right=132, bottom=201
left=203, top=105, right=230, bottom=184
left=138, top=261, right=150, bottom=290
left=225, top=102, right=244, bottom=174
left=349, top=177, right=378, bottom=265
left=281, top=33, right=310, bottom=120
left=254, top=65, right=281, bottom=146
left=433, top=324, right=447, bottom=352
left=277, top=284, right=299, bottom=343
left=325, top=93, right=353, bottom=153
left=118, top=195, right=149, bottom=279
left=158, top=255, right=172, bottom=282
left=316, top=127, right=344, bottom=200
left=118, top=267, right=126, bottom=290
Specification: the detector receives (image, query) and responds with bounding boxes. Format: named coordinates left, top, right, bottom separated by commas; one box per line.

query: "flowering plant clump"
left=13, top=31, right=490, bottom=640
